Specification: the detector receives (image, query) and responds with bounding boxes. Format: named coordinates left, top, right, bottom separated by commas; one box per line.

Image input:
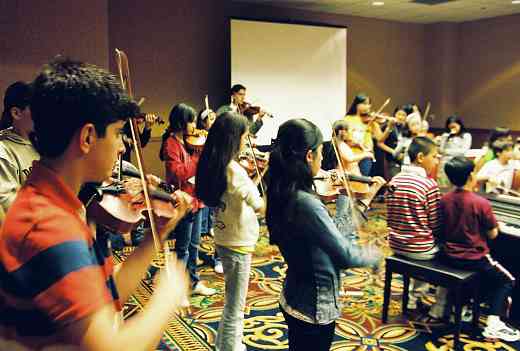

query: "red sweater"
left=162, top=135, right=203, bottom=211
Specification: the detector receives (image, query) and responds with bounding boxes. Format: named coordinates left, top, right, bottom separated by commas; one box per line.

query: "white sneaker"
left=483, top=320, right=520, bottom=342
left=407, top=295, right=418, bottom=310
left=192, top=282, right=217, bottom=296
left=214, top=261, right=224, bottom=274
left=181, top=297, right=191, bottom=308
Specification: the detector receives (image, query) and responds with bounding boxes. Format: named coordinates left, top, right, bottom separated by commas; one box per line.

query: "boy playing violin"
left=0, top=58, right=192, bottom=350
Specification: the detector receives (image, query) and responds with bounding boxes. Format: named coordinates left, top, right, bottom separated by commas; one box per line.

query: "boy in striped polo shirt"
left=386, top=136, right=445, bottom=313
left=0, top=58, right=191, bottom=350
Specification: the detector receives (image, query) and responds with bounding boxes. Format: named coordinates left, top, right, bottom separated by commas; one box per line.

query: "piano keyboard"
left=482, top=192, right=520, bottom=236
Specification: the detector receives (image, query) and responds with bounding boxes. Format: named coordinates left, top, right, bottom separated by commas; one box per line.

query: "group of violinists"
left=0, top=57, right=518, bottom=351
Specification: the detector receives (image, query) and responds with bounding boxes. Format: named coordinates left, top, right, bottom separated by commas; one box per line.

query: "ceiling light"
left=372, top=1, right=385, bottom=5
left=513, top=0, right=520, bottom=4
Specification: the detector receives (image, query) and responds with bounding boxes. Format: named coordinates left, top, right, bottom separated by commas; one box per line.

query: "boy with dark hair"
left=386, top=136, right=445, bottom=313
left=387, top=136, right=441, bottom=259
left=0, top=81, right=39, bottom=222
left=0, top=58, right=192, bottom=350
left=216, top=83, right=264, bottom=134
left=441, top=156, right=519, bottom=341
left=477, top=140, right=515, bottom=192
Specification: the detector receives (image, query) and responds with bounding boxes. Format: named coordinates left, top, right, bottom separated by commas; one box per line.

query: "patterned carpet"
left=113, top=204, right=520, bottom=351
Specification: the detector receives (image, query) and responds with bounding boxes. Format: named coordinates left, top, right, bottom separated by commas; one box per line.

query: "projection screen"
left=231, top=19, right=347, bottom=144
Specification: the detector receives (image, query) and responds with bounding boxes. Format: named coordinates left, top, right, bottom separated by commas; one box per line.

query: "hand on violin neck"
left=146, top=174, right=162, bottom=188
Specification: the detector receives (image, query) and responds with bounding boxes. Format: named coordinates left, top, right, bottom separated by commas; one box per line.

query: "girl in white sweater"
left=196, top=112, right=265, bottom=351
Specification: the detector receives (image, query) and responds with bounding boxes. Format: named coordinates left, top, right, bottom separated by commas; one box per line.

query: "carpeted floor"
left=114, top=204, right=520, bottom=351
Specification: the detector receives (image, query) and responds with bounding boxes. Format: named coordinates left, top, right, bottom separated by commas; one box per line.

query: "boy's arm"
left=113, top=191, right=192, bottom=303
left=426, top=185, right=442, bottom=238
left=63, top=258, right=189, bottom=351
left=481, top=198, right=499, bottom=240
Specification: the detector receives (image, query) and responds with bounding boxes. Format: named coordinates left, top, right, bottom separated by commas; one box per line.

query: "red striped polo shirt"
left=0, top=161, right=118, bottom=348
left=386, top=165, right=441, bottom=254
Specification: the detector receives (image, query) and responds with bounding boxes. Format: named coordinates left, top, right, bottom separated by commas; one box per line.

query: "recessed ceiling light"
left=372, top=1, right=385, bottom=5
left=513, top=0, right=520, bottom=4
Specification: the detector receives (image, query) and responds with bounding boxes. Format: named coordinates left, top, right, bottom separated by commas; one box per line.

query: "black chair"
left=382, top=255, right=481, bottom=351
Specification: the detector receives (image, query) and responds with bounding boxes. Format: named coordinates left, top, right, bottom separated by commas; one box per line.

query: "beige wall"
left=108, top=0, right=230, bottom=177
left=424, top=23, right=458, bottom=126
left=457, top=14, right=520, bottom=130
left=0, top=0, right=109, bottom=94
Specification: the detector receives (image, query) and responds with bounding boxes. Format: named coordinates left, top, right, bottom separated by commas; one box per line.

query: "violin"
left=86, top=178, right=188, bottom=235
left=238, top=150, right=269, bottom=178
left=115, top=160, right=175, bottom=194
left=238, top=102, right=273, bottom=119
left=185, top=129, right=207, bottom=154
left=313, top=170, right=375, bottom=202
left=135, top=113, right=165, bottom=125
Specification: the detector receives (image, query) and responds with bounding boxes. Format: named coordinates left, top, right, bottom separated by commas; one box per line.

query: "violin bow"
left=330, top=127, right=362, bottom=232
left=115, top=49, right=168, bottom=267
left=204, top=94, right=210, bottom=111
left=423, top=101, right=431, bottom=121
left=375, top=98, right=391, bottom=115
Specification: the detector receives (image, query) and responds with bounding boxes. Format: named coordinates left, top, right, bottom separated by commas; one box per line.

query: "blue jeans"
left=170, top=209, right=202, bottom=287
left=199, top=206, right=215, bottom=234
left=333, top=194, right=357, bottom=239
left=215, top=246, right=252, bottom=351
left=358, top=157, right=373, bottom=176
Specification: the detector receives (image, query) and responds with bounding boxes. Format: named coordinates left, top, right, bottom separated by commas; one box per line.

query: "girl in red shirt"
left=160, top=103, right=216, bottom=298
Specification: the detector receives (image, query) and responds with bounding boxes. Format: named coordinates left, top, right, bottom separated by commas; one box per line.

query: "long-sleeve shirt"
left=161, top=135, right=202, bottom=211
left=213, top=160, right=263, bottom=248
left=386, top=165, right=441, bottom=254
left=0, top=128, right=39, bottom=222
left=439, top=132, right=472, bottom=158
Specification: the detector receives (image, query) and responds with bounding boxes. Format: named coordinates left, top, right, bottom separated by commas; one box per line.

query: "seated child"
left=441, top=156, right=519, bottom=341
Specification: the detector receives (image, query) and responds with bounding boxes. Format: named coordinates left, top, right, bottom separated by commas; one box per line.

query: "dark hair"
left=266, top=119, right=323, bottom=245
left=159, top=103, right=196, bottom=161
left=444, top=156, right=475, bottom=187
left=332, top=119, right=349, bottom=136
left=195, top=112, right=248, bottom=207
left=488, top=127, right=511, bottom=146
left=445, top=115, right=466, bottom=137
left=491, top=140, right=513, bottom=156
left=408, top=136, right=437, bottom=163
left=346, top=93, right=370, bottom=116
left=402, top=104, right=415, bottom=116
left=1, top=81, right=32, bottom=130
left=30, top=57, right=138, bottom=158
left=322, top=120, right=349, bottom=170
left=231, top=84, right=246, bottom=95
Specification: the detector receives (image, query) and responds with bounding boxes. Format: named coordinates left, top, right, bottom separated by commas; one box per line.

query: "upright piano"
left=482, top=192, right=520, bottom=324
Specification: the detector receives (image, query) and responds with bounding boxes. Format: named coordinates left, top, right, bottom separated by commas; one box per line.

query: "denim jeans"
left=199, top=206, right=215, bottom=234
left=280, top=306, right=336, bottom=351
left=333, top=194, right=357, bottom=239
left=170, top=209, right=202, bottom=287
left=215, top=245, right=252, bottom=351
left=358, top=157, right=373, bottom=176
